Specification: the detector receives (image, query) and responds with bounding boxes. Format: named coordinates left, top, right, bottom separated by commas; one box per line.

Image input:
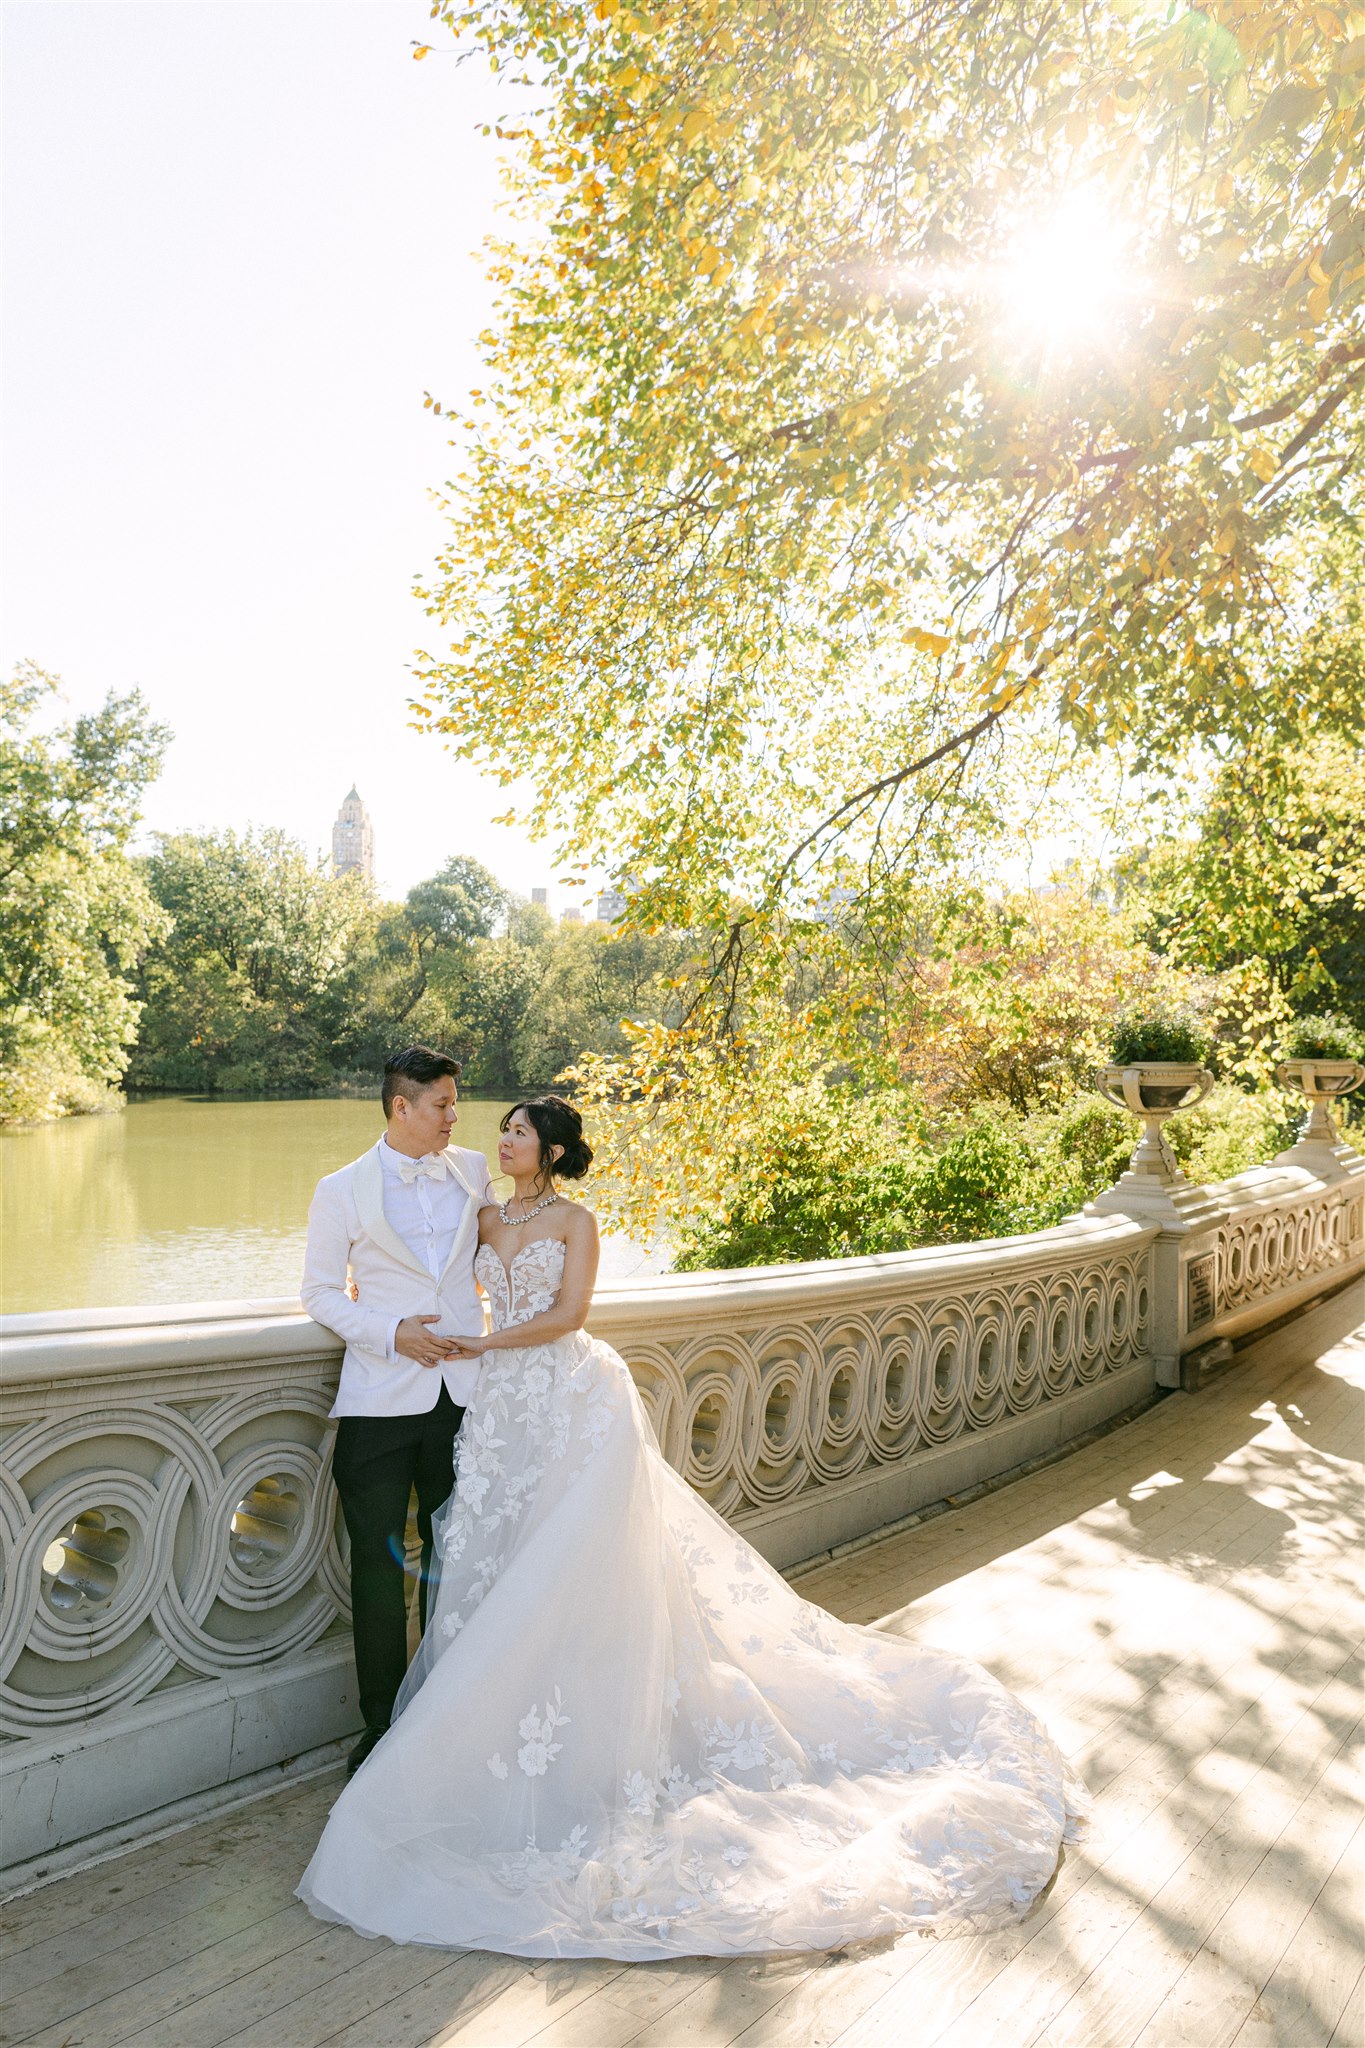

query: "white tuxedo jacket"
left=302, top=1142, right=497, bottom=1418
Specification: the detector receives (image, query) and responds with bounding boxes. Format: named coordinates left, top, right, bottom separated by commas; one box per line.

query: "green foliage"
left=454, top=937, right=552, bottom=1092
left=512, top=921, right=691, bottom=1087
left=907, top=888, right=1199, bottom=1113
left=900, top=1118, right=1053, bottom=1246
left=1051, top=1098, right=1133, bottom=1187
left=131, top=829, right=379, bottom=1093
left=1126, top=735, right=1365, bottom=1068
left=1278, top=1011, right=1363, bottom=1061
left=405, top=856, right=510, bottom=949
left=403, top=0, right=1361, bottom=1209
left=1164, top=1083, right=1291, bottom=1184
left=0, top=664, right=170, bottom=1123
left=669, top=1081, right=1284, bottom=1271
left=670, top=1085, right=924, bottom=1270
left=329, top=857, right=515, bottom=1079
left=130, top=838, right=686, bottom=1098
left=1108, top=1010, right=1212, bottom=1066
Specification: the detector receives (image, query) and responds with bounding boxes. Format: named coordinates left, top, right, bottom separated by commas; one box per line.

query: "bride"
left=298, top=1096, right=1087, bottom=1958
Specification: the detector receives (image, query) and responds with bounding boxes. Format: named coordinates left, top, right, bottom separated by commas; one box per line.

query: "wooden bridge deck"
left=3, top=1287, right=1361, bottom=2048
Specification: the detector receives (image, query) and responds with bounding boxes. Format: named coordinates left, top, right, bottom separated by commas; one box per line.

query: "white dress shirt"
left=378, top=1138, right=470, bottom=1359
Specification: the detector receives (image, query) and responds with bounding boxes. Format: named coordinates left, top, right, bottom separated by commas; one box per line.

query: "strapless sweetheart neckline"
left=475, top=1236, right=566, bottom=1291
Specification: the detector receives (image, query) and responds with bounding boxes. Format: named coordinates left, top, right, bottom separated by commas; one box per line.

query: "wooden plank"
left=927, top=1709, right=1361, bottom=2048
left=115, top=1922, right=374, bottom=2048
left=1228, top=1824, right=1365, bottom=2048
left=424, top=1957, right=628, bottom=2047
left=18, top=1903, right=323, bottom=2048
left=0, top=1853, right=292, bottom=2006
left=811, top=1633, right=1362, bottom=2048
left=1324, top=1969, right=1364, bottom=2048
left=1032, top=1713, right=1363, bottom=2048
left=0, top=1773, right=337, bottom=1961
left=1078, top=1613, right=1361, bottom=1844
left=0, top=1777, right=340, bottom=2005
left=311, top=1954, right=533, bottom=2048
left=540, top=1954, right=721, bottom=2048
left=517, top=1990, right=647, bottom=2046
left=1129, top=1728, right=1363, bottom=2048
left=722, top=1935, right=941, bottom=2048
left=724, top=1338, right=1364, bottom=2048
left=209, top=1938, right=468, bottom=2048
left=596, top=1956, right=720, bottom=2021
left=624, top=1950, right=818, bottom=2048
left=0, top=1865, right=303, bottom=2044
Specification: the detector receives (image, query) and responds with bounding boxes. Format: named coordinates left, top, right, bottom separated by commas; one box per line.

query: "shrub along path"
left=2, top=1287, right=1360, bottom=2048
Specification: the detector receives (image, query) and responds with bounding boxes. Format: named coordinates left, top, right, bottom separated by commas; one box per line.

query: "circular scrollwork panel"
left=0, top=1388, right=346, bottom=1735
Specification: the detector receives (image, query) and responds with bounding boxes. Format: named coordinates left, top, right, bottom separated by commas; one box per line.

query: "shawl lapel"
left=437, top=1148, right=488, bottom=1284
left=351, top=1145, right=433, bottom=1282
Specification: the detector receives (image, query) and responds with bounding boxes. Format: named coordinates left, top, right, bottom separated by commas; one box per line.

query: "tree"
left=905, top=887, right=1200, bottom=1113
left=405, top=855, right=511, bottom=949
left=1127, top=732, right=1365, bottom=1066
left=132, top=829, right=377, bottom=1092
left=451, top=936, right=550, bottom=1091
left=0, top=665, right=170, bottom=1123
left=330, top=857, right=514, bottom=1071
left=413, top=0, right=1364, bottom=974
left=512, top=919, right=691, bottom=1083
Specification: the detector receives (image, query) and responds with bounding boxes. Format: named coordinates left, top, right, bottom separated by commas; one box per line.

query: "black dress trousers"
left=331, top=1384, right=464, bottom=1734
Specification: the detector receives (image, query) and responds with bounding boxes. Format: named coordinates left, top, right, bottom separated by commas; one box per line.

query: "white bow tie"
left=395, top=1153, right=449, bottom=1185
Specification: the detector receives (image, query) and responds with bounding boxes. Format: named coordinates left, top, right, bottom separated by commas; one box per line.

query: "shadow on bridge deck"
left=2, top=1287, right=1361, bottom=2048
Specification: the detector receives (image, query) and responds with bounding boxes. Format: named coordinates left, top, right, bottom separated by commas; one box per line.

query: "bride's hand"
left=446, top=1331, right=491, bottom=1358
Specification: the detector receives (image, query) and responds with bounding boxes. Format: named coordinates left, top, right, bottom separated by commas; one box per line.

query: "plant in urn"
left=1274, top=1014, right=1365, bottom=1180
left=1088, top=1011, right=1217, bottom=1222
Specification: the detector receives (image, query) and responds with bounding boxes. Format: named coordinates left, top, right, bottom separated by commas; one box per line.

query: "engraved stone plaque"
left=1186, top=1252, right=1217, bottom=1332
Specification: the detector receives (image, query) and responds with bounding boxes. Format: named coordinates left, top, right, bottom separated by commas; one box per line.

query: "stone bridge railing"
left=2, top=1128, right=1360, bottom=1887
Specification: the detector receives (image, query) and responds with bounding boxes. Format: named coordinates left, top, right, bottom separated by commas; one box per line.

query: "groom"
left=302, top=1045, right=496, bottom=1775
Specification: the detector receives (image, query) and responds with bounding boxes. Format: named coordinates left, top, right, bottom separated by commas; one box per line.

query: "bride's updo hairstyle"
left=502, top=1096, right=594, bottom=1182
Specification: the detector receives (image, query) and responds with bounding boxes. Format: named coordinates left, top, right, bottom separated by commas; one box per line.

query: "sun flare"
left=995, top=193, right=1132, bottom=347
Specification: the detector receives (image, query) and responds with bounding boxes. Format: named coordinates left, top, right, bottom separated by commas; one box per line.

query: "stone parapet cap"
left=1201, top=1160, right=1354, bottom=1216
left=1086, top=1158, right=1356, bottom=1240
left=0, top=1304, right=341, bottom=1386
left=586, top=1214, right=1158, bottom=1331
left=2, top=1212, right=1160, bottom=1387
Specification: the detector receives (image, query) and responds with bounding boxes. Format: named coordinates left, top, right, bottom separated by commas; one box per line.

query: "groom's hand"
left=395, top=1315, right=459, bottom=1368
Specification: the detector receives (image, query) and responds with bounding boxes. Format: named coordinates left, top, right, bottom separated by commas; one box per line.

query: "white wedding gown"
left=298, top=1238, right=1087, bottom=1958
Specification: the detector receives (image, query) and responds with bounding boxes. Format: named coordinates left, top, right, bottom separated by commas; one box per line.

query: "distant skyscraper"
left=331, top=786, right=374, bottom=881
left=531, top=887, right=548, bottom=907
left=594, top=881, right=629, bottom=925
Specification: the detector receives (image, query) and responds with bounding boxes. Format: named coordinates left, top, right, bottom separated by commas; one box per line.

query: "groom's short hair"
left=382, top=1046, right=462, bottom=1117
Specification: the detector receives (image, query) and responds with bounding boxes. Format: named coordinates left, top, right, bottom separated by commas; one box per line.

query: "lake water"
left=0, top=1096, right=667, bottom=1317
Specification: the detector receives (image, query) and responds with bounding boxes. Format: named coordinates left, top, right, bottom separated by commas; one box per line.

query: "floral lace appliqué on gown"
left=298, top=1236, right=1087, bottom=1959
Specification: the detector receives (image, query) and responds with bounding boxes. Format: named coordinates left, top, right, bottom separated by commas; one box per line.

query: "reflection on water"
left=0, top=1096, right=665, bottom=1315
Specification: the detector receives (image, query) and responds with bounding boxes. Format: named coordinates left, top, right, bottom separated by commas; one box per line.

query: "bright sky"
left=3, top=0, right=579, bottom=906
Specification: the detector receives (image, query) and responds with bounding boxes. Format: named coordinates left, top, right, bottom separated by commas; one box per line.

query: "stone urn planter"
left=1097, top=1062, right=1216, bottom=1187
left=1275, top=1057, right=1365, bottom=1145
left=1274, top=1059, right=1365, bottom=1181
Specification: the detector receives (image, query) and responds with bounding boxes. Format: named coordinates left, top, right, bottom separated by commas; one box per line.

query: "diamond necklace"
left=499, top=1189, right=560, bottom=1227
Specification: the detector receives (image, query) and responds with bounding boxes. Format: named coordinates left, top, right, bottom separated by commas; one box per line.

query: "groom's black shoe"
left=347, top=1727, right=386, bottom=1777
